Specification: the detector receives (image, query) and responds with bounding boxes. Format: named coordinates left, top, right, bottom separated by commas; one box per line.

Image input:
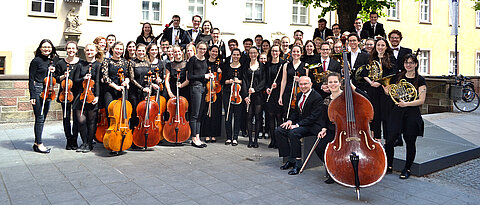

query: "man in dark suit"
left=313, top=18, right=333, bottom=41
left=388, top=30, right=412, bottom=73
left=346, top=33, right=370, bottom=92
left=276, top=76, right=324, bottom=175
left=362, top=12, right=386, bottom=39
left=186, top=15, right=202, bottom=44
left=313, top=42, right=341, bottom=98
left=161, top=15, right=190, bottom=49
left=350, top=18, right=369, bottom=40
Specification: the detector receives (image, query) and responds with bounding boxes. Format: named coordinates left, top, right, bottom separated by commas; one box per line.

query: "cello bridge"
left=346, top=137, right=361, bottom=142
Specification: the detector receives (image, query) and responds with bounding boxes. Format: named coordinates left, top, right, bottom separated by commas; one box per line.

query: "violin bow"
left=299, top=137, right=321, bottom=174
left=40, top=60, right=53, bottom=115
left=80, top=64, right=92, bottom=116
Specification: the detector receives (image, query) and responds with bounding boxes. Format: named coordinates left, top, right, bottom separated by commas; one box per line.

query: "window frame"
left=476, top=11, right=480, bottom=28
left=418, top=49, right=431, bottom=75
left=188, top=0, right=205, bottom=21
left=245, top=0, right=265, bottom=23
left=292, top=0, right=309, bottom=25
left=419, top=0, right=431, bottom=24
left=476, top=51, right=480, bottom=75
left=29, top=0, right=57, bottom=18
left=87, top=0, right=112, bottom=21
left=387, top=0, right=400, bottom=21
left=449, top=50, right=459, bottom=75
left=142, top=0, right=162, bottom=24
left=0, top=51, right=12, bottom=75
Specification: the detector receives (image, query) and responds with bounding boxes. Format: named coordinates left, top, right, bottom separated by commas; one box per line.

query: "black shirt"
left=73, top=60, right=101, bottom=98
left=28, top=55, right=54, bottom=99
left=187, top=56, right=208, bottom=85
left=101, top=58, right=129, bottom=85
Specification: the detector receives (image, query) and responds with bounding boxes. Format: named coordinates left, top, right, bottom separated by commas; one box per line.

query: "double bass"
left=133, top=71, right=161, bottom=150
left=325, top=49, right=387, bottom=199
left=163, top=67, right=191, bottom=143
left=103, top=68, right=133, bottom=154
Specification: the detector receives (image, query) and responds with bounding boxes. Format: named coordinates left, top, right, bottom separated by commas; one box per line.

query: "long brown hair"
left=369, top=38, right=392, bottom=70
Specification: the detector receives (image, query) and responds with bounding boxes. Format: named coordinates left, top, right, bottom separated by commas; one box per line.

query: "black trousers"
left=31, top=83, right=51, bottom=144
left=276, top=126, right=316, bottom=161
left=223, top=97, right=241, bottom=141
left=314, top=130, right=335, bottom=163
left=60, top=102, right=78, bottom=141
left=190, top=83, right=205, bottom=137
left=385, top=134, right=418, bottom=170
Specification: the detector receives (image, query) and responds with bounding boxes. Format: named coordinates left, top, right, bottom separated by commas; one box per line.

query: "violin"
left=133, top=71, right=161, bottom=149
left=95, top=108, right=108, bottom=143
left=163, top=67, right=191, bottom=143
left=286, top=71, right=301, bottom=119
left=325, top=49, right=387, bottom=200
left=80, top=64, right=96, bottom=115
left=40, top=60, right=56, bottom=114
left=226, top=69, right=242, bottom=121
left=103, top=68, right=133, bottom=153
left=59, top=64, right=74, bottom=118
left=205, top=66, right=217, bottom=117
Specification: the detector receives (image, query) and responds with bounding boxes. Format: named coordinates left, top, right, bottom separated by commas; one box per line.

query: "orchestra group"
left=28, top=12, right=426, bottom=182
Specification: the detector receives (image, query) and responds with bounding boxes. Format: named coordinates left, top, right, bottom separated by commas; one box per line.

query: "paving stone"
left=86, top=192, right=123, bottom=205
left=45, top=190, right=84, bottom=204
left=10, top=193, right=50, bottom=205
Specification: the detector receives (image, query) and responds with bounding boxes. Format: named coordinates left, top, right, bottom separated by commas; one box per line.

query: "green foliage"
left=474, top=0, right=480, bottom=11
left=297, top=0, right=393, bottom=19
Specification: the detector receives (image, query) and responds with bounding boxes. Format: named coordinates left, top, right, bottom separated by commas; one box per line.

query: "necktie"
left=372, top=24, right=376, bottom=34
left=392, top=48, right=399, bottom=51
left=299, top=94, right=306, bottom=112
left=323, top=60, right=327, bottom=71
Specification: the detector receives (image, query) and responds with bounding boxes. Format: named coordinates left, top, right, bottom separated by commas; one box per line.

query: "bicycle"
left=449, top=74, right=479, bottom=112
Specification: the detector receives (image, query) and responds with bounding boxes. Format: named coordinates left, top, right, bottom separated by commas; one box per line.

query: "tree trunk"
left=337, top=0, right=361, bottom=33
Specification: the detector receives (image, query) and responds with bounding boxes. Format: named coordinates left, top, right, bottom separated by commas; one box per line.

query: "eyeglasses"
left=365, top=44, right=374, bottom=46
left=333, top=28, right=340, bottom=30
left=390, top=37, right=401, bottom=40
left=41, top=46, right=52, bottom=49
left=405, top=62, right=416, bottom=65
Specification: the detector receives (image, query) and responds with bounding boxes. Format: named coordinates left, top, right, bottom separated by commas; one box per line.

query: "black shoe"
left=280, top=161, right=295, bottom=170
left=205, top=138, right=211, bottom=143
left=258, top=135, right=263, bottom=139
left=247, top=142, right=253, bottom=148
left=253, top=142, right=259, bottom=148
left=225, top=140, right=232, bottom=145
left=65, top=139, right=72, bottom=150
left=33, top=144, right=50, bottom=154
left=191, top=142, right=204, bottom=148
left=211, top=138, right=216, bottom=143
left=400, top=169, right=411, bottom=179
left=70, top=139, right=78, bottom=150
left=324, top=175, right=335, bottom=184
left=288, top=166, right=300, bottom=175
left=82, top=143, right=92, bottom=153
left=268, top=143, right=274, bottom=148
left=232, top=140, right=238, bottom=146
left=386, top=166, right=393, bottom=174
left=76, top=144, right=86, bottom=152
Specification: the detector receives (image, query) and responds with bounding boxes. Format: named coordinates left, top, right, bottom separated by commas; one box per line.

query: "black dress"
left=200, top=60, right=223, bottom=138
left=221, top=63, right=246, bottom=141
left=72, top=61, right=101, bottom=111
left=265, top=59, right=285, bottom=114
left=167, top=60, right=190, bottom=99
left=282, top=61, right=308, bottom=114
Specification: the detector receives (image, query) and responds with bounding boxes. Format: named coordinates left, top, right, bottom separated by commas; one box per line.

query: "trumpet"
left=388, top=79, right=418, bottom=103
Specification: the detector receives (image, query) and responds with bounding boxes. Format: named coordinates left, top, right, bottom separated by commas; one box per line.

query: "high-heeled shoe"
left=400, top=169, right=411, bottom=179
left=33, top=144, right=50, bottom=154
left=225, top=140, right=232, bottom=145
left=191, top=141, right=204, bottom=148
left=211, top=138, right=216, bottom=143
left=252, top=142, right=259, bottom=148
left=232, top=140, right=238, bottom=146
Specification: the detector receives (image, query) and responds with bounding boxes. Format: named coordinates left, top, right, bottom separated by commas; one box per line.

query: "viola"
left=103, top=68, right=133, bottom=153
left=214, top=58, right=222, bottom=93
left=80, top=64, right=96, bottom=115
left=205, top=67, right=217, bottom=117
left=230, top=70, right=242, bottom=105
left=325, top=49, right=387, bottom=200
left=133, top=71, right=161, bottom=149
left=95, top=108, right=108, bottom=143
left=40, top=60, right=56, bottom=114
left=286, top=72, right=301, bottom=119
left=163, top=67, right=191, bottom=143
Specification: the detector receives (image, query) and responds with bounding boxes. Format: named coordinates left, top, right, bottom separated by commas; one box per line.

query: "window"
left=89, top=0, right=111, bottom=19
left=246, top=0, right=264, bottom=22
left=188, top=0, right=204, bottom=20
left=30, top=0, right=56, bottom=16
left=418, top=50, right=430, bottom=75
left=476, top=11, right=480, bottom=28
left=476, top=52, right=480, bottom=75
left=419, top=0, right=431, bottom=23
left=292, top=0, right=308, bottom=24
left=142, top=1, right=161, bottom=23
left=0, top=56, right=5, bottom=75
left=387, top=0, right=400, bottom=20
left=449, top=51, right=459, bottom=75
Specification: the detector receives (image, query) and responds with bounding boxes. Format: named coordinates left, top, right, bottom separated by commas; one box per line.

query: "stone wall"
left=0, top=75, right=63, bottom=123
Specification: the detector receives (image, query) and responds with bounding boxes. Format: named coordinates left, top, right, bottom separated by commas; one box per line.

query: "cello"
left=58, top=64, right=74, bottom=118
left=133, top=71, right=161, bottom=150
left=325, top=49, right=387, bottom=200
left=153, top=67, right=166, bottom=140
left=95, top=108, right=108, bottom=143
left=163, top=66, right=191, bottom=143
left=103, top=68, right=133, bottom=154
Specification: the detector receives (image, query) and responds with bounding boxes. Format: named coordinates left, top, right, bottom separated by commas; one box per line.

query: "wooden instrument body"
left=154, top=95, right=166, bottom=140
left=40, top=73, right=56, bottom=101
left=214, top=72, right=222, bottom=93
left=230, top=83, right=242, bottom=104
left=325, top=81, right=387, bottom=188
left=59, top=79, right=74, bottom=102
left=95, top=108, right=108, bottom=143
left=80, top=78, right=95, bottom=103
left=205, top=78, right=218, bottom=103
left=103, top=91, right=133, bottom=152
left=163, top=96, right=190, bottom=143
left=133, top=97, right=161, bottom=147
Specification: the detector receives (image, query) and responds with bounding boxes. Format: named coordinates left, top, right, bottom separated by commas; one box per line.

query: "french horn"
left=306, top=63, right=331, bottom=84
left=355, top=60, right=395, bottom=86
left=389, top=79, right=418, bottom=103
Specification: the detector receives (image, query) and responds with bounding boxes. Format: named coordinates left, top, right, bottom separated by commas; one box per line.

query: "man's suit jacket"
left=362, top=21, right=386, bottom=39
left=392, top=46, right=412, bottom=72
left=161, top=27, right=190, bottom=49
left=186, top=29, right=200, bottom=44
left=347, top=51, right=370, bottom=91
left=313, top=28, right=334, bottom=40
left=349, top=28, right=369, bottom=40
left=313, top=58, right=342, bottom=98
left=288, top=89, right=324, bottom=134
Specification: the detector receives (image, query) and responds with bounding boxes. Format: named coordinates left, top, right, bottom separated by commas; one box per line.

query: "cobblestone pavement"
left=1, top=119, right=479, bottom=204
